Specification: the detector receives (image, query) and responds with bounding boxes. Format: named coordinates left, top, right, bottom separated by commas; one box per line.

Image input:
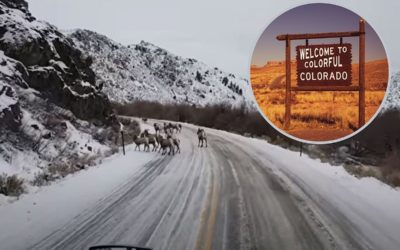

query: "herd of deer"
left=132, top=122, right=208, bottom=155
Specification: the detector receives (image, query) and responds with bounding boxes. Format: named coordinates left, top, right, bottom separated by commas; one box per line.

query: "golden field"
left=250, top=59, right=388, bottom=141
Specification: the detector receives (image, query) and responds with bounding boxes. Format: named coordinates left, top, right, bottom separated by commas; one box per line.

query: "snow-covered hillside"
left=67, top=29, right=255, bottom=109
left=0, top=0, right=120, bottom=183
left=383, top=72, right=400, bottom=111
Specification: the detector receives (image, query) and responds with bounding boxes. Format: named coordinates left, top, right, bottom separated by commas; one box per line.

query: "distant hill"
left=67, top=30, right=255, bottom=109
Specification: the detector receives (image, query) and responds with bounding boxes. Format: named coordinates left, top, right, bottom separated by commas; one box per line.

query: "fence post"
left=120, top=131, right=125, bottom=156
left=300, top=142, right=303, bottom=157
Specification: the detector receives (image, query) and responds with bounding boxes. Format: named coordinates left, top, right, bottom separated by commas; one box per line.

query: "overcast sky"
left=252, top=3, right=387, bottom=66
left=27, top=0, right=400, bottom=77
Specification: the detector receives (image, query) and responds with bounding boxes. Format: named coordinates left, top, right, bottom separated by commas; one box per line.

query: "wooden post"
left=300, top=143, right=303, bottom=157
left=358, top=19, right=365, bottom=128
left=120, top=131, right=125, bottom=155
left=285, top=37, right=291, bottom=129
left=276, top=24, right=366, bottom=130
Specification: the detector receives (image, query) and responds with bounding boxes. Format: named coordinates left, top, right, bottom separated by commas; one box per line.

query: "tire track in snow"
left=31, top=127, right=210, bottom=250
left=31, top=156, right=173, bottom=249
left=198, top=134, right=332, bottom=250
left=30, top=124, right=372, bottom=250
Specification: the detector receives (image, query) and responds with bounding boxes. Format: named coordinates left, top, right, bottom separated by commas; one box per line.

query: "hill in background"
left=68, top=30, right=255, bottom=109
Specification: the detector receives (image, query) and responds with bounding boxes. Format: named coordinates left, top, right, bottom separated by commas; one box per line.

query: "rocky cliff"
left=0, top=0, right=120, bottom=182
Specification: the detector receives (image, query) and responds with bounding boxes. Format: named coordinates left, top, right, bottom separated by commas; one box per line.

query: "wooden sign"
left=276, top=19, right=365, bottom=129
left=296, top=43, right=352, bottom=86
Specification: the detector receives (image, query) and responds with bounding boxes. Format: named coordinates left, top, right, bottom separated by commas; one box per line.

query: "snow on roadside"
left=252, top=140, right=400, bottom=249
left=203, top=126, right=400, bottom=248
left=383, top=72, right=400, bottom=111
left=0, top=145, right=155, bottom=249
left=140, top=120, right=156, bottom=133
left=0, top=112, right=111, bottom=181
left=2, top=119, right=400, bottom=249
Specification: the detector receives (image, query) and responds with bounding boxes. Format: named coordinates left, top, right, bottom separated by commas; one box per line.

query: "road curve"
left=30, top=124, right=378, bottom=250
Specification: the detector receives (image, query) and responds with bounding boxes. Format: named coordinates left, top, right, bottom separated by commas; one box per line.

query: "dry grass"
left=343, top=150, right=400, bottom=188
left=0, top=174, right=25, bottom=196
left=381, top=151, right=400, bottom=187
left=251, top=59, right=388, bottom=140
left=256, top=89, right=385, bottom=131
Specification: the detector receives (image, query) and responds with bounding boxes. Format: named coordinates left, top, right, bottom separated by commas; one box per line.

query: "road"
left=270, top=74, right=285, bottom=88
left=29, top=124, right=398, bottom=250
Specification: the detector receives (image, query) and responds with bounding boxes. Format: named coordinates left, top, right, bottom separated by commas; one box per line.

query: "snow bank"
left=0, top=145, right=155, bottom=249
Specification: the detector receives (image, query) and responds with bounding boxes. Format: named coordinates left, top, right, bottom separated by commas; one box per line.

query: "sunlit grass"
left=254, top=88, right=385, bottom=131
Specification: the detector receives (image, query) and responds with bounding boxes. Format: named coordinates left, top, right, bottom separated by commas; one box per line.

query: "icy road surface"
left=1, top=123, right=400, bottom=250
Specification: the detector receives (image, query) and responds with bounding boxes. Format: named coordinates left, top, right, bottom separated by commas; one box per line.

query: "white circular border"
left=247, top=1, right=392, bottom=145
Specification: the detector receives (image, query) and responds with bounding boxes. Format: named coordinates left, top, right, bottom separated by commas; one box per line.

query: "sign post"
left=285, top=37, right=291, bottom=129
left=359, top=20, right=365, bottom=127
left=120, top=131, right=125, bottom=156
left=277, top=19, right=366, bottom=130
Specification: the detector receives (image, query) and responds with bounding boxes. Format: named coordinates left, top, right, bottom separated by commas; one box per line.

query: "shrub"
left=112, top=100, right=280, bottom=139
left=381, top=150, right=400, bottom=187
left=0, top=174, right=25, bottom=196
left=119, top=116, right=140, bottom=144
left=32, top=171, right=57, bottom=186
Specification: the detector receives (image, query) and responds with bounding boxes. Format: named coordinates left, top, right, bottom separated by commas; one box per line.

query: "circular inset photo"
left=250, top=3, right=389, bottom=143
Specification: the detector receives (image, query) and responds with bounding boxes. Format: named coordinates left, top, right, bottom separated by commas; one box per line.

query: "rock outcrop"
left=0, top=0, right=112, bottom=122
left=0, top=0, right=119, bottom=180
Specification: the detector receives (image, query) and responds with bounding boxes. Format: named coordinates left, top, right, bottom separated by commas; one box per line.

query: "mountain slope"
left=0, top=0, right=120, bottom=182
left=383, top=72, right=400, bottom=111
left=67, top=29, right=254, bottom=108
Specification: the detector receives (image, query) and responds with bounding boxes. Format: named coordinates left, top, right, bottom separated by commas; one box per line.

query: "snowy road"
left=1, top=123, right=400, bottom=250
